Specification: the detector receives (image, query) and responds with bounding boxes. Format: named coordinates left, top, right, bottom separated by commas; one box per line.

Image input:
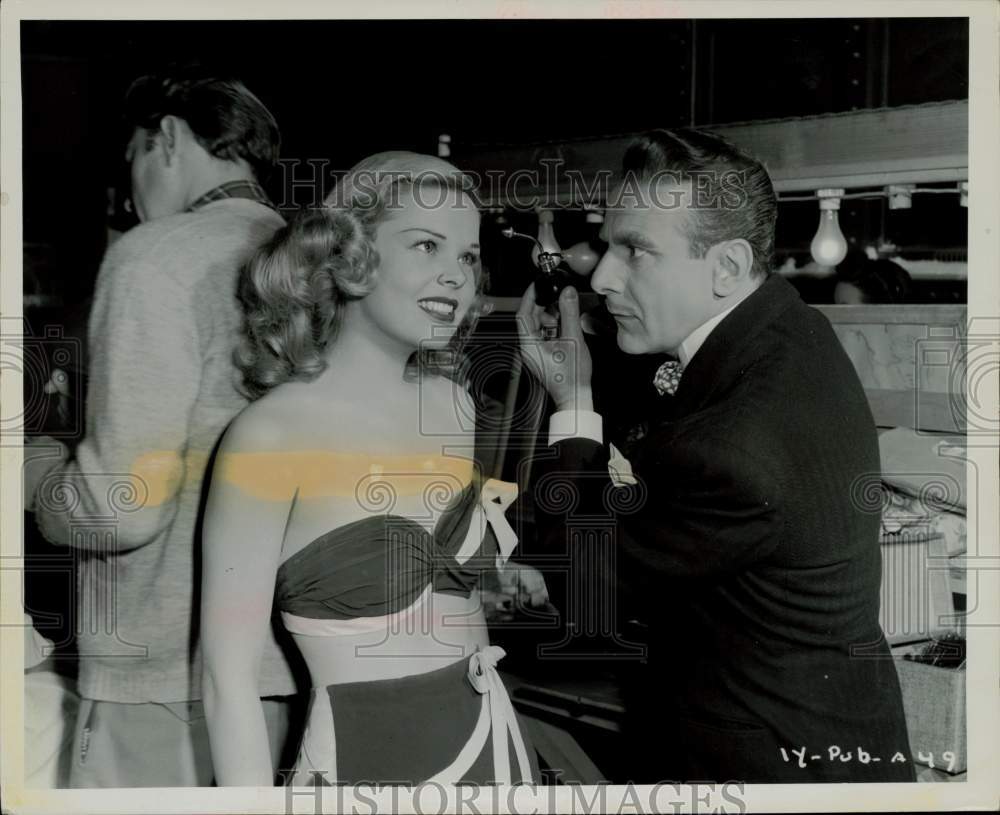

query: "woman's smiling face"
left=358, top=182, right=481, bottom=352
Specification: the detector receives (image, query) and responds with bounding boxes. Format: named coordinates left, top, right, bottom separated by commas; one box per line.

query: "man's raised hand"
left=516, top=284, right=593, bottom=412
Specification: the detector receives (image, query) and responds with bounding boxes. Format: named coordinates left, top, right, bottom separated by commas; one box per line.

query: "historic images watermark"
left=282, top=780, right=748, bottom=815
left=276, top=160, right=753, bottom=214
left=2, top=316, right=83, bottom=440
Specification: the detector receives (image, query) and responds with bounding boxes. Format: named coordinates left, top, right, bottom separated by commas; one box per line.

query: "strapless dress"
left=275, top=471, right=537, bottom=785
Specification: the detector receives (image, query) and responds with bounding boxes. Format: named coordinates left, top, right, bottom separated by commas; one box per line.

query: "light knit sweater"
left=35, top=198, right=302, bottom=703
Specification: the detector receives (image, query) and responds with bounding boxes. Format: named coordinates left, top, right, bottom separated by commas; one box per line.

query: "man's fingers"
left=516, top=283, right=538, bottom=322
left=539, top=311, right=559, bottom=330
left=557, top=286, right=584, bottom=341
left=516, top=283, right=542, bottom=341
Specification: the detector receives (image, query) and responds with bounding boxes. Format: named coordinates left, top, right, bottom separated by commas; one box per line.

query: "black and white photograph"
left=2, top=1, right=997, bottom=813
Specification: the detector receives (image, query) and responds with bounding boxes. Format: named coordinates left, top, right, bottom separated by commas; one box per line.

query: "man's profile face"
left=592, top=181, right=717, bottom=356
left=125, top=126, right=184, bottom=222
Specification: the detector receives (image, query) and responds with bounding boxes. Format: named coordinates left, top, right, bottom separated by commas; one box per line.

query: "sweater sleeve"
left=34, top=227, right=204, bottom=550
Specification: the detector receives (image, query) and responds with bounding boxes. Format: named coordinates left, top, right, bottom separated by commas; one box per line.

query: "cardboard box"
left=893, top=653, right=967, bottom=774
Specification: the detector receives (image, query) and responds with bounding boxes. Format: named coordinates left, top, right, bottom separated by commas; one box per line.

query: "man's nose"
left=590, top=253, right=622, bottom=295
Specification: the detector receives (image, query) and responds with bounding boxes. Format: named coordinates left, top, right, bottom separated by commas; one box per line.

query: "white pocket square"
left=608, top=442, right=638, bottom=488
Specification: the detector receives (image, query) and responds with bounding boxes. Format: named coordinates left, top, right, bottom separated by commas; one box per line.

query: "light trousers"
left=68, top=695, right=302, bottom=787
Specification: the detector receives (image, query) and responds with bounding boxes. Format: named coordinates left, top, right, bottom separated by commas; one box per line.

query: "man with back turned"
left=24, top=70, right=303, bottom=787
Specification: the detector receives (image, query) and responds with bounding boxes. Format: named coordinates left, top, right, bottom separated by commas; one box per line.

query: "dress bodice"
left=275, top=480, right=511, bottom=620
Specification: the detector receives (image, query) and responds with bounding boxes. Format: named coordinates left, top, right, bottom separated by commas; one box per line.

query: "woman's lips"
left=418, top=297, right=459, bottom=323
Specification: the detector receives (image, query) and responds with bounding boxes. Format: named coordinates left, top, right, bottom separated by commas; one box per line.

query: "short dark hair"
left=836, top=254, right=913, bottom=303
left=124, top=70, right=280, bottom=182
left=619, top=129, right=777, bottom=278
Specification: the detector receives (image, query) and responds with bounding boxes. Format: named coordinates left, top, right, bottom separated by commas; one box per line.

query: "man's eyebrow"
left=609, top=228, right=657, bottom=249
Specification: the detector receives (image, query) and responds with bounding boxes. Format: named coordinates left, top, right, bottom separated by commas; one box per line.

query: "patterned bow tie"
left=653, top=360, right=684, bottom=396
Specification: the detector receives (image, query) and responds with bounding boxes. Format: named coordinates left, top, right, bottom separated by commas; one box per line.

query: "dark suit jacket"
left=534, top=274, right=914, bottom=782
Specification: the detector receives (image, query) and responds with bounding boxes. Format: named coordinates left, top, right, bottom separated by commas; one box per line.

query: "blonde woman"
left=200, top=152, right=537, bottom=786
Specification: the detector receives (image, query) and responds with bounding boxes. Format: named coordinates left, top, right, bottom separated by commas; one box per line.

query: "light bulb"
left=558, top=207, right=606, bottom=275
left=810, top=210, right=848, bottom=266
left=810, top=190, right=848, bottom=267
left=531, top=209, right=561, bottom=268
left=561, top=242, right=600, bottom=275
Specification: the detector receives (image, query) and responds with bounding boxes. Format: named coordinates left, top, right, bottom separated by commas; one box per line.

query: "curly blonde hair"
left=236, top=151, right=484, bottom=398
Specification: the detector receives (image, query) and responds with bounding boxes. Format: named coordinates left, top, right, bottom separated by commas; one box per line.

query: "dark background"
left=22, top=17, right=969, bottom=306
left=18, top=16, right=971, bottom=696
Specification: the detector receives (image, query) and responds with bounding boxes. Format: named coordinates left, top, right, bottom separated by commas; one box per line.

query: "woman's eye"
left=414, top=239, right=438, bottom=253
left=460, top=252, right=480, bottom=267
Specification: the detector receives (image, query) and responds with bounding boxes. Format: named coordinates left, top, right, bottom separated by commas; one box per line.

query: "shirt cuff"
left=548, top=410, right=603, bottom=446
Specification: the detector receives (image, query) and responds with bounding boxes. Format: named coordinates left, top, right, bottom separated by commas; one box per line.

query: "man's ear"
left=157, top=115, right=185, bottom=165
left=711, top=239, right=754, bottom=297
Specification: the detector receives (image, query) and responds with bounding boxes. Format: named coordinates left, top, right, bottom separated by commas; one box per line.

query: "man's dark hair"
left=836, top=253, right=913, bottom=303
left=620, top=129, right=777, bottom=279
left=124, top=70, right=280, bottom=182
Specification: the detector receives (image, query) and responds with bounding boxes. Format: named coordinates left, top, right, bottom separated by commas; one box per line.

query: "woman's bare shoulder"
left=225, top=383, right=348, bottom=454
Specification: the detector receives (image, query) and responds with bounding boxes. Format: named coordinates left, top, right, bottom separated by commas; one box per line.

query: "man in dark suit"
left=517, top=129, right=913, bottom=782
